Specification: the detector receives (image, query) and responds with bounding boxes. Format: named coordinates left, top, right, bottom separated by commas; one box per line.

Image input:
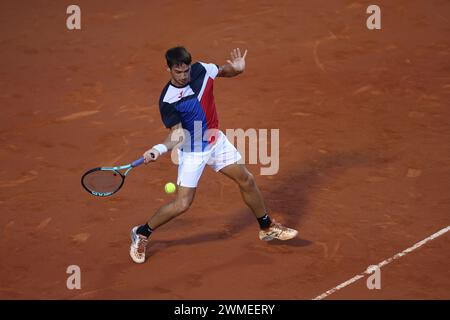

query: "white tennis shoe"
left=130, top=226, right=149, bottom=264
left=259, top=222, right=298, bottom=241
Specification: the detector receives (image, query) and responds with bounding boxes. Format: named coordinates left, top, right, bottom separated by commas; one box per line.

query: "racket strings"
left=82, top=170, right=123, bottom=193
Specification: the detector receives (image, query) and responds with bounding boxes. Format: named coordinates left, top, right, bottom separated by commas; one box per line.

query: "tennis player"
left=130, top=47, right=298, bottom=263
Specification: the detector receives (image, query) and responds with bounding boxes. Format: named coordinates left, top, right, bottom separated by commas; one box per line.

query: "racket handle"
left=131, top=157, right=145, bottom=167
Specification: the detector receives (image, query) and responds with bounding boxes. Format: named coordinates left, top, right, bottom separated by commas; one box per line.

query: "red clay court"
left=0, top=0, right=449, bottom=299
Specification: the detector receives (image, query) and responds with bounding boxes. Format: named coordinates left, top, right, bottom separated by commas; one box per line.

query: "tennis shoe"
left=259, top=221, right=298, bottom=241
left=130, top=226, right=149, bottom=263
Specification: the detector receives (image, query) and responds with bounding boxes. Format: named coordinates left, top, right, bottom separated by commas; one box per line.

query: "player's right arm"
left=143, top=122, right=184, bottom=163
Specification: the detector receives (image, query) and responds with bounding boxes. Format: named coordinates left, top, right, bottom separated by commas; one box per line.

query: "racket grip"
left=131, top=157, right=145, bottom=167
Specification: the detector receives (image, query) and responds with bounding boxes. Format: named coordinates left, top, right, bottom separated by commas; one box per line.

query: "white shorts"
left=177, top=131, right=242, bottom=188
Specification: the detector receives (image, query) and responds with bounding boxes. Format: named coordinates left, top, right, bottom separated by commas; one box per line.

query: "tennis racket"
left=81, top=156, right=146, bottom=197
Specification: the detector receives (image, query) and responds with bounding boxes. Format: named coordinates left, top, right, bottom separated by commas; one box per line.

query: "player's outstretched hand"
left=143, top=148, right=159, bottom=164
left=227, top=48, right=247, bottom=73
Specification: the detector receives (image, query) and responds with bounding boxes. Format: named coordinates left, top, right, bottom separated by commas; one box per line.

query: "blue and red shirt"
left=158, top=62, right=220, bottom=152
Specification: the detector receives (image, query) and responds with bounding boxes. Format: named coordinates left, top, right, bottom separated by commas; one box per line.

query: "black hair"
left=165, top=46, right=192, bottom=69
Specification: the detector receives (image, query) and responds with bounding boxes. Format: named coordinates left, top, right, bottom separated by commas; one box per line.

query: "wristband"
left=153, top=144, right=168, bottom=155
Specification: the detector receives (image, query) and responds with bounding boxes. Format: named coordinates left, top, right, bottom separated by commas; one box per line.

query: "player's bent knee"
left=175, top=197, right=193, bottom=213
left=239, top=172, right=256, bottom=190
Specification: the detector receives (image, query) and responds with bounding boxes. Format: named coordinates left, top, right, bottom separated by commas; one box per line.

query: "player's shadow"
left=223, top=148, right=390, bottom=242
left=149, top=148, right=391, bottom=251
left=267, top=237, right=313, bottom=247
left=149, top=213, right=313, bottom=251
left=264, top=148, right=391, bottom=229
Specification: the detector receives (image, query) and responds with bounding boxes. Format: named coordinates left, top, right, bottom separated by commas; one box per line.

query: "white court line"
left=313, top=225, right=450, bottom=300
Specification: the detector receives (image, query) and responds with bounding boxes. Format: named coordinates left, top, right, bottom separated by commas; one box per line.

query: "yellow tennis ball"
left=164, top=182, right=176, bottom=194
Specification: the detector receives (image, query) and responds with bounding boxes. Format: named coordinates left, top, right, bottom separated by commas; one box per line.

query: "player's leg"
left=209, top=131, right=266, bottom=218
left=219, top=163, right=298, bottom=241
left=218, top=163, right=266, bottom=218
left=130, top=187, right=197, bottom=264
left=210, top=131, right=298, bottom=242
left=148, top=186, right=196, bottom=229
left=130, top=149, right=208, bottom=263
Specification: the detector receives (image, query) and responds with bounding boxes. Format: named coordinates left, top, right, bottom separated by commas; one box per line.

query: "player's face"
left=170, top=63, right=191, bottom=87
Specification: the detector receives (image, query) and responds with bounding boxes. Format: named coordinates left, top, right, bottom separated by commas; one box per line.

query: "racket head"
left=81, top=167, right=125, bottom=197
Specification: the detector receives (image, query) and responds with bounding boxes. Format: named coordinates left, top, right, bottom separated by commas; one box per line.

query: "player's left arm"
left=217, top=48, right=248, bottom=78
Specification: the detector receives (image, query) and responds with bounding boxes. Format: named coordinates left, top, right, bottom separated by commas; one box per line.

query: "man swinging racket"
left=130, top=46, right=298, bottom=263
